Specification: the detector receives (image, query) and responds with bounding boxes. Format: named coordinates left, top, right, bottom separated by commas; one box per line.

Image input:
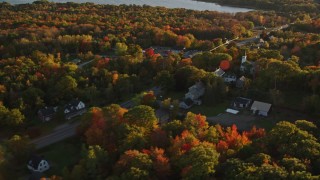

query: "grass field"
left=189, top=102, right=229, bottom=117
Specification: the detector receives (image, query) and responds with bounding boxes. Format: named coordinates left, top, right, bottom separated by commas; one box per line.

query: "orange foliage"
left=150, top=147, right=171, bottom=178
left=216, top=124, right=251, bottom=153
left=243, top=126, right=266, bottom=140
left=179, top=58, right=192, bottom=67
left=170, top=130, right=200, bottom=157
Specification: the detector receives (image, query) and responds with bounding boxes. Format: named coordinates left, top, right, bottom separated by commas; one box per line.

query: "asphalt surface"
left=31, top=122, right=80, bottom=149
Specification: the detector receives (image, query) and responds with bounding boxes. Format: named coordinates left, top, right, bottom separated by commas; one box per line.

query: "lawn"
left=37, top=137, right=82, bottom=176
left=189, top=102, right=229, bottom=117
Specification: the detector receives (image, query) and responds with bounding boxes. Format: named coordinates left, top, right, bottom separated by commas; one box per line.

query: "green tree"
left=124, top=105, right=158, bottom=130
left=178, top=143, right=220, bottom=179
left=115, top=42, right=128, bottom=56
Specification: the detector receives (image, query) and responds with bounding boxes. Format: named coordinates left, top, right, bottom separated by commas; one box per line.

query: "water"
left=1, top=0, right=253, bottom=13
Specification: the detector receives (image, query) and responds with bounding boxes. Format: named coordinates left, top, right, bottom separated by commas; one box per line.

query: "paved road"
left=31, top=122, right=80, bottom=149
left=78, top=59, right=94, bottom=68
left=235, top=24, right=290, bottom=47
left=31, top=86, right=162, bottom=149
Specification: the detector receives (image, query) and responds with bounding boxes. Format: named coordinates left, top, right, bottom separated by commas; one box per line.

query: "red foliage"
left=181, top=143, right=192, bottom=151
left=220, top=60, right=230, bottom=70
left=216, top=140, right=228, bottom=153
left=145, top=48, right=155, bottom=57
left=141, top=91, right=156, bottom=106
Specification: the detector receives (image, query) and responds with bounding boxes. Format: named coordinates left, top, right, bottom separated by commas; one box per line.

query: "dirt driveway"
left=207, top=113, right=256, bottom=131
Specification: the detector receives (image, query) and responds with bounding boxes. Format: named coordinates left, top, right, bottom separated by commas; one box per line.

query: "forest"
left=0, top=1, right=319, bottom=179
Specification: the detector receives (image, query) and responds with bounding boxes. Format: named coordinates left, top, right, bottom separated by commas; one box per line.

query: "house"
left=233, top=97, right=252, bottom=108
left=179, top=81, right=205, bottom=109
left=240, top=52, right=255, bottom=74
left=27, top=155, right=50, bottom=173
left=223, top=73, right=237, bottom=83
left=214, top=68, right=225, bottom=77
left=71, top=58, right=81, bottom=64
left=251, top=101, right=272, bottom=116
left=236, top=76, right=246, bottom=88
left=38, top=107, right=57, bottom=122
left=185, top=81, right=205, bottom=101
left=179, top=98, right=194, bottom=109
left=64, top=99, right=86, bottom=120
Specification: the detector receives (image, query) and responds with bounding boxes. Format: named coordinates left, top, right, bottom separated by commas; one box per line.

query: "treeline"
left=198, top=0, right=320, bottom=13
left=0, top=2, right=292, bottom=58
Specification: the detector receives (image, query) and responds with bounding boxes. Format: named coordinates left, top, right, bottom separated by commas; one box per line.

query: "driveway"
left=207, top=113, right=256, bottom=131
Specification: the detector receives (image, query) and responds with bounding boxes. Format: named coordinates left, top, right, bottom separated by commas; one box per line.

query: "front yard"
left=189, top=101, right=229, bottom=117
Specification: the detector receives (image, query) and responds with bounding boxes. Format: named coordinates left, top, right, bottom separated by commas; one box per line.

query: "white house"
left=251, top=101, right=272, bottom=117
left=27, top=155, right=50, bottom=173
left=64, top=99, right=86, bottom=120
left=223, top=74, right=237, bottom=83
left=214, top=68, right=225, bottom=77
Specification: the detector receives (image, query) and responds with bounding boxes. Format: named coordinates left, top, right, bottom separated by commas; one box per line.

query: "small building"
left=27, top=155, right=50, bottom=173
left=64, top=100, right=86, bottom=120
left=179, top=98, right=194, bottom=109
left=223, top=74, right=237, bottom=83
left=214, top=68, right=225, bottom=77
left=251, top=101, right=272, bottom=117
left=236, top=76, right=246, bottom=88
left=71, top=58, right=81, bottom=64
left=233, top=97, right=252, bottom=108
left=38, top=107, right=57, bottom=122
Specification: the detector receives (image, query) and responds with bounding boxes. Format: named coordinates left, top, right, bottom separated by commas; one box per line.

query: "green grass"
left=189, top=102, right=229, bottom=117
left=37, top=137, right=82, bottom=176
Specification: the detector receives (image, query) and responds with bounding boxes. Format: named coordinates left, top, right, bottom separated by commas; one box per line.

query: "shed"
left=250, top=101, right=272, bottom=116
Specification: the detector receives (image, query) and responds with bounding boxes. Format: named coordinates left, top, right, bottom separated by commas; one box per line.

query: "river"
left=2, top=0, right=253, bottom=13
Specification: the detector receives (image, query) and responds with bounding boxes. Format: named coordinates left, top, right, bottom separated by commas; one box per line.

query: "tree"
left=115, top=42, right=128, bottom=56
left=178, top=143, right=220, bottom=179
left=115, top=150, right=152, bottom=179
left=5, top=135, right=34, bottom=165
left=124, top=105, right=158, bottom=130
left=54, top=75, right=77, bottom=101
left=267, top=121, right=320, bottom=159
left=154, top=70, right=175, bottom=91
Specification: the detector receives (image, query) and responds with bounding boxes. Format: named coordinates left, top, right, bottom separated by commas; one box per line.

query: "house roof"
left=226, top=108, right=239, bottom=114
left=214, top=68, right=225, bottom=77
left=234, top=97, right=252, bottom=104
left=64, top=99, right=84, bottom=113
left=28, top=155, right=43, bottom=169
left=251, top=101, right=272, bottom=112
left=38, top=107, right=56, bottom=117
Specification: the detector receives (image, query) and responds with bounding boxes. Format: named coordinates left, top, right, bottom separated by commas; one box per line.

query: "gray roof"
left=251, top=101, right=272, bottom=112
